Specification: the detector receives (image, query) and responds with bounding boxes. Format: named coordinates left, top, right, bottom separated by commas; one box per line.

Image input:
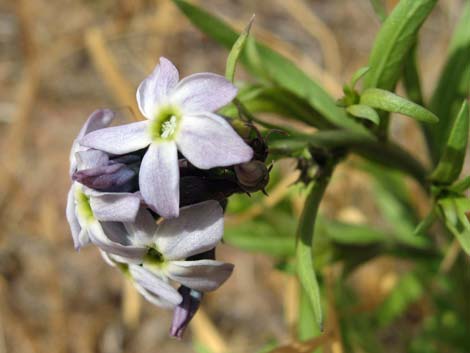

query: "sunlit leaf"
left=363, top=0, right=437, bottom=132
left=360, top=88, right=438, bottom=123
left=363, top=0, right=437, bottom=91
left=225, top=15, right=254, bottom=82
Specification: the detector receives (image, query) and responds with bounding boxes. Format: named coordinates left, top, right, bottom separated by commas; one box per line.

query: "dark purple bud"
left=179, top=176, right=240, bottom=207
left=234, top=160, right=270, bottom=192
left=73, top=163, right=138, bottom=192
left=170, top=286, right=203, bottom=339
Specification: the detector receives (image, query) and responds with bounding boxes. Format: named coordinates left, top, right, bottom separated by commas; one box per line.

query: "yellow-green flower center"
left=75, top=188, right=94, bottom=223
left=149, top=106, right=181, bottom=141
left=143, top=247, right=167, bottom=269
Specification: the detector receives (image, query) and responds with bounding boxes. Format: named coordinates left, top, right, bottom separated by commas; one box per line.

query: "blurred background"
left=0, top=0, right=468, bottom=352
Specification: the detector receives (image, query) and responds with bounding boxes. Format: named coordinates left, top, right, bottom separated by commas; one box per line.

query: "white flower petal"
left=129, top=265, right=182, bottom=307
left=77, top=109, right=115, bottom=139
left=66, top=188, right=86, bottom=250
left=139, top=142, right=180, bottom=218
left=155, top=200, right=223, bottom=260
left=70, top=109, right=114, bottom=175
left=89, top=192, right=141, bottom=222
left=171, top=73, right=237, bottom=114
left=123, top=208, right=158, bottom=246
left=177, top=113, right=253, bottom=169
left=166, top=260, right=234, bottom=292
left=88, top=222, right=147, bottom=260
left=75, top=149, right=109, bottom=171
left=80, top=121, right=151, bottom=155
left=137, top=57, right=179, bottom=118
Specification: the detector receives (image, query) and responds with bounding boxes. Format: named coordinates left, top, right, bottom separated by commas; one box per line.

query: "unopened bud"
left=170, top=286, right=203, bottom=339
left=73, top=163, right=138, bottom=192
left=234, top=160, right=270, bottom=192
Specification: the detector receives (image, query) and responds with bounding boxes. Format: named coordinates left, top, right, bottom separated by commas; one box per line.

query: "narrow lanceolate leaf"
left=346, top=104, right=380, bottom=125
left=225, top=15, right=254, bottom=82
left=438, top=197, right=470, bottom=255
left=296, top=164, right=336, bottom=329
left=172, top=0, right=370, bottom=134
left=360, top=88, right=439, bottom=123
left=364, top=0, right=437, bottom=133
left=427, top=1, right=470, bottom=164
left=350, top=66, right=370, bottom=89
left=363, top=0, right=437, bottom=91
left=430, top=101, right=469, bottom=185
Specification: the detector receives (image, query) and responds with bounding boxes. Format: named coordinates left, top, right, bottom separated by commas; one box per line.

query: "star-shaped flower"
left=80, top=57, right=253, bottom=218
left=100, top=200, right=234, bottom=307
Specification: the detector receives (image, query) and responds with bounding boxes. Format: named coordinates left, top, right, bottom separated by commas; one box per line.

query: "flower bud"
left=170, top=286, right=203, bottom=339
left=234, top=160, right=270, bottom=192
left=73, top=162, right=138, bottom=192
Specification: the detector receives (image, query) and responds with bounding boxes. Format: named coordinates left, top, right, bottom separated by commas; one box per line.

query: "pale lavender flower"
left=66, top=182, right=142, bottom=250
left=80, top=57, right=253, bottom=218
left=66, top=112, right=141, bottom=250
left=101, top=200, right=234, bottom=307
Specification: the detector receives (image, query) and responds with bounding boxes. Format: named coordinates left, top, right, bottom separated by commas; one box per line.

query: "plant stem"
left=296, top=157, right=338, bottom=331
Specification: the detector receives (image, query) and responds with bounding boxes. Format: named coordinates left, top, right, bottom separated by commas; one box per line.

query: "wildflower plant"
left=67, top=0, right=470, bottom=350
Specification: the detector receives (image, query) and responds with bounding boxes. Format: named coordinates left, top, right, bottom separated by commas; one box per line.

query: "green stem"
left=296, top=158, right=337, bottom=331
left=270, top=132, right=429, bottom=189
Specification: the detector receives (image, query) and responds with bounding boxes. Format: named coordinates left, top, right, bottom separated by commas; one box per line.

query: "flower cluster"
left=66, top=57, right=269, bottom=337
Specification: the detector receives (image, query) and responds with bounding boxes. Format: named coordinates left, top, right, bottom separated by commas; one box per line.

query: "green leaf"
left=363, top=0, right=437, bottom=133
left=430, top=101, right=469, bottom=185
left=360, top=88, right=439, bottom=123
left=225, top=15, right=254, bottom=82
left=350, top=66, right=370, bottom=89
left=172, top=0, right=370, bottom=134
left=295, top=164, right=336, bottom=330
left=438, top=197, right=470, bottom=255
left=427, top=1, right=470, bottom=164
left=322, top=220, right=388, bottom=245
left=298, top=288, right=321, bottom=341
left=224, top=221, right=295, bottom=257
left=346, top=104, right=380, bottom=125
left=363, top=0, right=437, bottom=91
